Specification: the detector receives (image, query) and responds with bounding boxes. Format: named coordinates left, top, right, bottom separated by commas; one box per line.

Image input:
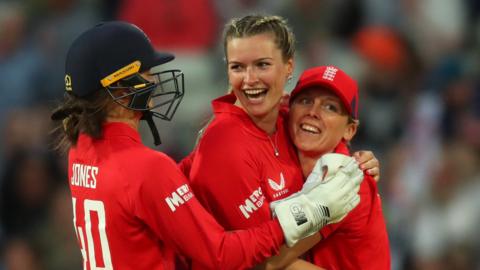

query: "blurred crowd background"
left=0, top=0, right=479, bottom=269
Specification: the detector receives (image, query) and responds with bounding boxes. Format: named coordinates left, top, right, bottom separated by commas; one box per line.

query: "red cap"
left=290, top=66, right=359, bottom=119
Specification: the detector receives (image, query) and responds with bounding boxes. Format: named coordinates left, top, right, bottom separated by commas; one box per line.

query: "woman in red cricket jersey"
left=287, top=66, right=391, bottom=269
left=186, top=15, right=381, bottom=270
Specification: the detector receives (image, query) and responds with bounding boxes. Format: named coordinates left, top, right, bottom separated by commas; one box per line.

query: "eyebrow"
left=255, top=57, right=274, bottom=61
left=227, top=57, right=274, bottom=64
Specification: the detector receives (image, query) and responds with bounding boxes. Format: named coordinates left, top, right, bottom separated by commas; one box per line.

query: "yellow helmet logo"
left=101, top=61, right=141, bottom=87
left=65, top=75, right=72, bottom=91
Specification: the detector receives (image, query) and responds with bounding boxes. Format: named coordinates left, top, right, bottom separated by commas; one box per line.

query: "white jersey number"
left=72, top=197, right=113, bottom=270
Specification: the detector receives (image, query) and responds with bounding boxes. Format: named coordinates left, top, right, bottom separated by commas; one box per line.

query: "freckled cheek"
left=288, top=111, right=300, bottom=127
left=324, top=123, right=345, bottom=141
left=228, top=73, right=243, bottom=89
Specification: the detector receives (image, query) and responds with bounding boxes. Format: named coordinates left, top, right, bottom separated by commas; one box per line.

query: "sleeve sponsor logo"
left=165, top=184, right=193, bottom=212
left=71, top=163, right=99, bottom=189
left=239, top=187, right=265, bottom=219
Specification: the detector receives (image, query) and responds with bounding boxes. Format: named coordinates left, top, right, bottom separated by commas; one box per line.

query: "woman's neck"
left=251, top=110, right=279, bottom=135
left=106, top=105, right=141, bottom=131
left=235, top=100, right=280, bottom=135
left=297, top=151, right=330, bottom=177
left=106, top=116, right=139, bottom=130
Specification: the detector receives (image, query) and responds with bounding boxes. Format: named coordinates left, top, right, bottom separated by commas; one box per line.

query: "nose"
left=244, top=67, right=259, bottom=85
left=306, top=101, right=322, bottom=119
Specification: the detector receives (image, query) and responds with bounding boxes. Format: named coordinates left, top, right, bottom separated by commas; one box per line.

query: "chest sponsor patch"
left=268, top=172, right=289, bottom=199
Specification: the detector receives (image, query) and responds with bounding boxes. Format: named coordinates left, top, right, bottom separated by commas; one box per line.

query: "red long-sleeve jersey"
left=188, top=94, right=304, bottom=269
left=68, top=122, right=284, bottom=270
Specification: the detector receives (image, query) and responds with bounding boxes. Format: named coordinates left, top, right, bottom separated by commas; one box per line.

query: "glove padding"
left=271, top=153, right=363, bottom=247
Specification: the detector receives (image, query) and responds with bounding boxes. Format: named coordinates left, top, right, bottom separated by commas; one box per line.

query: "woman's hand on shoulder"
left=353, top=150, right=380, bottom=182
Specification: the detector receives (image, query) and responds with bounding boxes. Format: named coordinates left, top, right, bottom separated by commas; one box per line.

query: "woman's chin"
left=244, top=104, right=274, bottom=118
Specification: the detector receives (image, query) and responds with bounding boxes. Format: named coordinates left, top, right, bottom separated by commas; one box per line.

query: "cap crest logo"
left=101, top=60, right=141, bottom=87
left=322, top=66, right=338, bottom=81
left=65, top=75, right=72, bottom=91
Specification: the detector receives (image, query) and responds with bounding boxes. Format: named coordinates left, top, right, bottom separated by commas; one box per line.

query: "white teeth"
left=301, top=124, right=319, bottom=133
left=244, top=89, right=266, bottom=95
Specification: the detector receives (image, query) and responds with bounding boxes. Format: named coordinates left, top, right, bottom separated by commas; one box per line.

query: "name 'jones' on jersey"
left=71, top=163, right=99, bottom=189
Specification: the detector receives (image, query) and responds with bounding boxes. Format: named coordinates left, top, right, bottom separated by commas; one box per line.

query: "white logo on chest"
left=268, top=173, right=289, bottom=199
left=268, top=173, right=285, bottom=191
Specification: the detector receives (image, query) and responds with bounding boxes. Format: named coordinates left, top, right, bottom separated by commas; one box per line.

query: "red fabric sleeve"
left=178, top=150, right=196, bottom=179
left=189, top=126, right=274, bottom=229
left=133, top=154, right=283, bottom=270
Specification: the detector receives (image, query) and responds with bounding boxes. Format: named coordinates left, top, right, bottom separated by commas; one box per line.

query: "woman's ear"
left=286, top=58, right=294, bottom=78
left=343, top=120, right=359, bottom=141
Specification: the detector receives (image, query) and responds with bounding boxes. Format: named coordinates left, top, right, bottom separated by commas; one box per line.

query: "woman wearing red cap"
left=186, top=15, right=382, bottom=269
left=288, top=66, right=391, bottom=269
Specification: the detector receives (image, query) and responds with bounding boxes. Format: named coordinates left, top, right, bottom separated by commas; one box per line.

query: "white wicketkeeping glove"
left=271, top=153, right=363, bottom=247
